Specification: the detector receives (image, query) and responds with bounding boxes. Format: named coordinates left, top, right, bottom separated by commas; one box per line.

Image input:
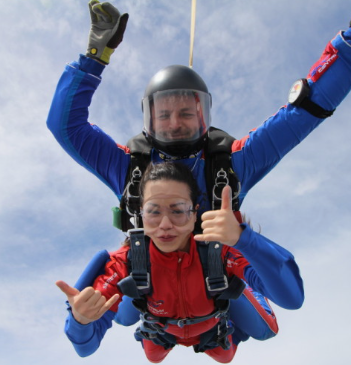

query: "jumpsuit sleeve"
left=64, top=308, right=115, bottom=357
left=62, top=250, right=129, bottom=357
left=46, top=55, right=131, bottom=199
left=232, top=223, right=304, bottom=310
left=232, top=29, right=351, bottom=204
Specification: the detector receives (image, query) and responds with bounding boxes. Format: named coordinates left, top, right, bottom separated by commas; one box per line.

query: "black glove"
left=86, top=0, right=129, bottom=64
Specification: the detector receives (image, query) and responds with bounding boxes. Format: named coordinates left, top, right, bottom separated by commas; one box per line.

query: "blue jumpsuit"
left=48, top=29, right=351, bottom=342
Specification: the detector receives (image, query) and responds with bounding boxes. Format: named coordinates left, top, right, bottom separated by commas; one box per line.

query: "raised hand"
left=56, top=280, right=119, bottom=324
left=86, top=1, right=129, bottom=64
left=193, top=185, right=243, bottom=246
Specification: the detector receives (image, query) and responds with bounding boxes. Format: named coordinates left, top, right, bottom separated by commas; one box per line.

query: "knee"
left=143, top=339, right=172, bottom=363
left=204, top=341, right=237, bottom=363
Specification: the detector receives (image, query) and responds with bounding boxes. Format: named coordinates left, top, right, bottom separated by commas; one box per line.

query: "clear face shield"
left=142, top=89, right=211, bottom=146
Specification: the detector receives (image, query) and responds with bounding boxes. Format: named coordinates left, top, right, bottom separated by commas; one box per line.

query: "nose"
left=158, top=214, right=173, bottom=229
left=169, top=113, right=181, bottom=128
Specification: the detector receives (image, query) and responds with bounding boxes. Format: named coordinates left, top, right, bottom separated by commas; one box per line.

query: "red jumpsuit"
left=94, top=235, right=266, bottom=363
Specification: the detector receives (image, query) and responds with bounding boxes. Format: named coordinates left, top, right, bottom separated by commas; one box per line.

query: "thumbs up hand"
left=193, top=186, right=243, bottom=246
left=56, top=280, right=119, bottom=325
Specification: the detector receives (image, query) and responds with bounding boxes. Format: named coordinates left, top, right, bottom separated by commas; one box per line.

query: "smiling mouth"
left=158, top=235, right=176, bottom=242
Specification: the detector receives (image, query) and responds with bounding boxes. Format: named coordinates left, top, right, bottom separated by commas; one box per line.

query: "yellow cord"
left=189, top=0, right=197, bottom=68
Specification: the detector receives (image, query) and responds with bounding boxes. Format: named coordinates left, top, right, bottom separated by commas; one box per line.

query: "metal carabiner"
left=212, top=168, right=242, bottom=210
left=125, top=167, right=143, bottom=228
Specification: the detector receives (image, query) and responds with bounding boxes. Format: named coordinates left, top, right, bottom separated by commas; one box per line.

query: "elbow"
left=280, top=263, right=305, bottom=309
left=75, top=349, right=92, bottom=358
left=288, top=294, right=304, bottom=310
left=293, top=287, right=305, bottom=309
left=71, top=342, right=100, bottom=358
left=280, top=287, right=305, bottom=310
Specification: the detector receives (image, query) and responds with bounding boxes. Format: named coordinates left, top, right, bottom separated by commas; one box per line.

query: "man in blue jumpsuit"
left=47, top=0, right=351, bottom=347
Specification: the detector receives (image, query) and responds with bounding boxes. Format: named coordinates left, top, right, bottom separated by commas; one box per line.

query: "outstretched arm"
left=56, top=280, right=119, bottom=357
left=86, top=0, right=129, bottom=65
left=234, top=24, right=351, bottom=203
left=46, top=2, right=131, bottom=198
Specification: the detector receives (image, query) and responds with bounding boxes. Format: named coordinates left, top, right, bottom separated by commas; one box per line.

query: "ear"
left=194, top=204, right=200, bottom=221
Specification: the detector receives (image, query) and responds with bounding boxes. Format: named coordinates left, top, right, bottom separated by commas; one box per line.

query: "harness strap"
left=117, top=229, right=151, bottom=297
left=137, top=301, right=230, bottom=331
left=198, top=241, right=246, bottom=302
left=114, top=127, right=241, bottom=233
left=194, top=316, right=235, bottom=353
left=204, top=127, right=240, bottom=213
left=205, top=241, right=229, bottom=293
left=134, top=327, right=177, bottom=350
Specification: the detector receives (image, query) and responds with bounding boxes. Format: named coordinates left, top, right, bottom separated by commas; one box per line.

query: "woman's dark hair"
left=139, top=162, right=199, bottom=207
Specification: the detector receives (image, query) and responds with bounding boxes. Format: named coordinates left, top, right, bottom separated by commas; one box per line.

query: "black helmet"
left=142, top=65, right=212, bottom=156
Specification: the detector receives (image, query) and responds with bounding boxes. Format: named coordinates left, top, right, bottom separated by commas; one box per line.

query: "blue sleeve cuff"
left=65, top=310, right=95, bottom=343
left=234, top=223, right=252, bottom=251
left=78, top=54, right=106, bottom=77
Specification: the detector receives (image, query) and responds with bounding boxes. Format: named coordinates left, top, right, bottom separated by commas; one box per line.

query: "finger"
left=119, top=13, right=129, bottom=31
left=220, top=185, right=232, bottom=211
left=93, top=3, right=112, bottom=22
left=102, top=2, right=122, bottom=19
left=194, top=232, right=221, bottom=243
left=200, top=210, right=217, bottom=222
left=193, top=233, right=205, bottom=241
left=97, top=294, right=120, bottom=316
left=88, top=0, right=100, bottom=22
left=78, top=287, right=102, bottom=304
left=56, top=280, right=80, bottom=298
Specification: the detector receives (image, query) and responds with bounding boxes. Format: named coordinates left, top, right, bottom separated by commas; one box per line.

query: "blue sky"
left=1, top=0, right=351, bottom=364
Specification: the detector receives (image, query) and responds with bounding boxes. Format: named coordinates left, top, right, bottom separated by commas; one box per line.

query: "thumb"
left=56, top=280, right=80, bottom=298
left=220, top=185, right=232, bottom=211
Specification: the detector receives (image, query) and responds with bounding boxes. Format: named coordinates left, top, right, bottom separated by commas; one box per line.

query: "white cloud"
left=1, top=0, right=351, bottom=364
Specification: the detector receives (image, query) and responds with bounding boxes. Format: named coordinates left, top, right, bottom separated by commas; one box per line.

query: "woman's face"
left=141, top=179, right=196, bottom=253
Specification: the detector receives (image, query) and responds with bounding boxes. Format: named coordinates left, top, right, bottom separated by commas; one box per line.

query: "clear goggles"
left=142, top=89, right=211, bottom=143
left=140, top=201, right=196, bottom=227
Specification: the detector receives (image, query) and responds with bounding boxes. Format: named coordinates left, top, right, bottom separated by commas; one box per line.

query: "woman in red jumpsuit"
left=56, top=162, right=304, bottom=363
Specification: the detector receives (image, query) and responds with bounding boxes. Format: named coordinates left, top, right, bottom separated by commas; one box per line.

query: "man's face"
left=151, top=94, right=201, bottom=142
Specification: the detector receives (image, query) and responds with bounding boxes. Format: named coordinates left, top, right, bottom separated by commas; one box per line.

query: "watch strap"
left=300, top=97, right=335, bottom=119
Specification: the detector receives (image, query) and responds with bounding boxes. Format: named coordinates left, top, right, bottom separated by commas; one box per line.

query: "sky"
left=1, top=0, right=351, bottom=364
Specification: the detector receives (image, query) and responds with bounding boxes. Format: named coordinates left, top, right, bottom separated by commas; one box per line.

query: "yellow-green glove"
left=86, top=0, right=129, bottom=65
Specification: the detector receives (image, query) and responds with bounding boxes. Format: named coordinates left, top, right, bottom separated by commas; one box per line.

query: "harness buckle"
left=131, top=271, right=151, bottom=291
left=177, top=319, right=186, bottom=328
left=205, top=275, right=229, bottom=292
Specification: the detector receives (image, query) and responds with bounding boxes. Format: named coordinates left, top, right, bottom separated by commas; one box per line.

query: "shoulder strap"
left=117, top=229, right=152, bottom=298
left=118, top=133, right=152, bottom=231
left=197, top=242, right=228, bottom=295
left=116, top=127, right=242, bottom=231
left=197, top=241, right=245, bottom=301
left=204, top=127, right=241, bottom=212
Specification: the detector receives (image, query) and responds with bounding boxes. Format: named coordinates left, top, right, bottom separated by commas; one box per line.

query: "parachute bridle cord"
left=189, top=0, right=197, bottom=68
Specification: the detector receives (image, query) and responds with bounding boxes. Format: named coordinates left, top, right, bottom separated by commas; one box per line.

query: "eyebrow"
left=156, top=107, right=196, bottom=114
left=145, top=202, right=187, bottom=208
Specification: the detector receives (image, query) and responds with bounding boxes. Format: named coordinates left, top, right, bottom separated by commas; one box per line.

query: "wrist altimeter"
left=288, top=78, right=334, bottom=118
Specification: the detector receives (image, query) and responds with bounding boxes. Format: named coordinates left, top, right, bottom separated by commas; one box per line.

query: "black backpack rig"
left=110, top=127, right=246, bottom=352
left=112, top=126, right=242, bottom=232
